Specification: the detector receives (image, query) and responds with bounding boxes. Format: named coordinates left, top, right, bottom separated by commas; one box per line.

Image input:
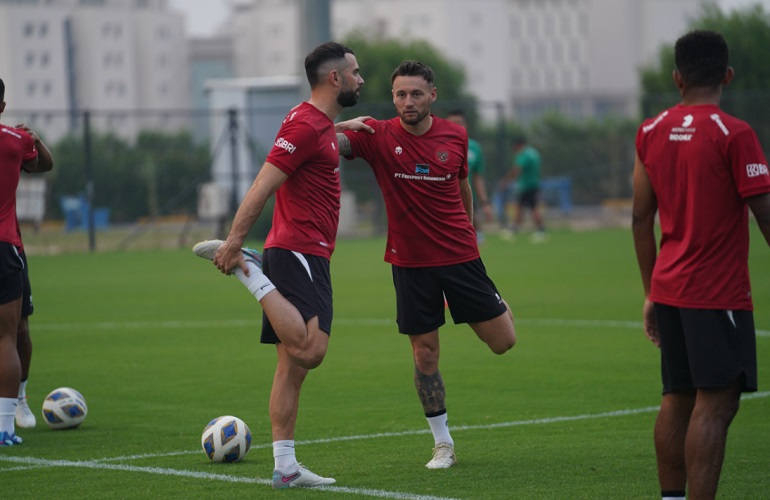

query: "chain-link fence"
left=10, top=90, right=770, bottom=254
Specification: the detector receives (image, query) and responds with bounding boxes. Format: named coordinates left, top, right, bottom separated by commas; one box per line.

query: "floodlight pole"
left=228, top=108, right=240, bottom=216
left=82, top=110, right=96, bottom=253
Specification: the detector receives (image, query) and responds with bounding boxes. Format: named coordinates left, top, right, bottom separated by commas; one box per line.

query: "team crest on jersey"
left=395, top=146, right=403, bottom=155
left=435, top=149, right=449, bottom=163
left=415, top=164, right=430, bottom=175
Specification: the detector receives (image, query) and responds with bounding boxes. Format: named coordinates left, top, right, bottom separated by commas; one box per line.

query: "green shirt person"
left=446, top=111, right=493, bottom=243
left=499, top=136, right=547, bottom=242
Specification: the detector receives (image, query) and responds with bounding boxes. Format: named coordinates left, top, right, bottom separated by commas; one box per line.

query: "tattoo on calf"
left=414, top=366, right=446, bottom=415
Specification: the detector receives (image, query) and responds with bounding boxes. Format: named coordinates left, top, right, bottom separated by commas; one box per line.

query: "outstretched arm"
left=334, top=116, right=374, bottom=156
left=214, top=162, right=287, bottom=275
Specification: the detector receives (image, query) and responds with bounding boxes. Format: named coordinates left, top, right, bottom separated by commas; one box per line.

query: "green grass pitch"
left=1, top=228, right=768, bottom=499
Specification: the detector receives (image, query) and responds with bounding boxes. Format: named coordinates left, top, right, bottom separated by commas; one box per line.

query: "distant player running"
left=337, top=60, right=516, bottom=469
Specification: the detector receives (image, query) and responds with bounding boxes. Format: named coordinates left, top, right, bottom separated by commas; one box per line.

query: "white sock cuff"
left=272, top=440, right=295, bottom=457
left=234, top=266, right=276, bottom=301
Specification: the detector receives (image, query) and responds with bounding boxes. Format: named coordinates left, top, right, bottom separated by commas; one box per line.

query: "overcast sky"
left=168, top=0, right=770, bottom=37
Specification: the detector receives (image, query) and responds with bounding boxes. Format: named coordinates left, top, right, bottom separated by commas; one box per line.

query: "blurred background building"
left=199, top=0, right=705, bottom=122
left=0, top=0, right=190, bottom=141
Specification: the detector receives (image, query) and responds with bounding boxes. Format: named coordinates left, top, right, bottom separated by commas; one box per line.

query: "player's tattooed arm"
left=414, top=366, right=447, bottom=414
left=336, top=133, right=352, bottom=156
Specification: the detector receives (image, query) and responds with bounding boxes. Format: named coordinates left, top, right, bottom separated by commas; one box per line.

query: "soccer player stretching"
left=193, top=42, right=364, bottom=488
left=338, top=60, right=516, bottom=469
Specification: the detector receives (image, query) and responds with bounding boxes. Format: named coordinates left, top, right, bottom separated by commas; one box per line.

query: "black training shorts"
left=391, top=258, right=508, bottom=335
left=20, top=250, right=33, bottom=317
left=0, top=242, right=23, bottom=306
left=260, top=248, right=333, bottom=344
left=654, top=303, right=757, bottom=393
left=518, top=188, right=540, bottom=209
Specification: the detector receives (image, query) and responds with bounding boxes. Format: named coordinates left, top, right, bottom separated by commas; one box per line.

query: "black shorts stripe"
left=654, top=304, right=757, bottom=393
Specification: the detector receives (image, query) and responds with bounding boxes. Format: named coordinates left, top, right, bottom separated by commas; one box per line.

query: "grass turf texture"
left=1, top=228, right=768, bottom=499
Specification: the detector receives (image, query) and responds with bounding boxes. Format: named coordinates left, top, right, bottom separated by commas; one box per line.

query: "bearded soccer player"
left=337, top=60, right=516, bottom=469
left=193, top=42, right=364, bottom=488
left=633, top=30, right=770, bottom=500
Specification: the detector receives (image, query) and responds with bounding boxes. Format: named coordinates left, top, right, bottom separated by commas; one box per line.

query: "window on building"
left=39, top=22, right=48, bottom=37
left=24, top=23, right=34, bottom=37
left=25, top=52, right=35, bottom=67
left=40, top=52, right=50, bottom=67
left=26, top=81, right=36, bottom=96
left=42, top=81, right=51, bottom=96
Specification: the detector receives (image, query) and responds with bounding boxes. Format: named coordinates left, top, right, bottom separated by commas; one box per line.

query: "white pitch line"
left=2, top=393, right=768, bottom=499
left=53, top=391, right=770, bottom=464
left=31, top=317, right=770, bottom=337
left=0, top=456, right=458, bottom=500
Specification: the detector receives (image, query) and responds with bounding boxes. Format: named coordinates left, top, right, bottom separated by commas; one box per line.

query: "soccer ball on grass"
left=42, top=387, right=88, bottom=429
left=201, top=415, right=251, bottom=463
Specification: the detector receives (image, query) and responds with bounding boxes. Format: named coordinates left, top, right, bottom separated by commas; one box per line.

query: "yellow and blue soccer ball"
left=201, top=415, right=251, bottom=463
left=42, top=387, right=88, bottom=430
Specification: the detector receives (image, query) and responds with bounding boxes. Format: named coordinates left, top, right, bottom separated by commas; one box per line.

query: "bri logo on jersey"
left=415, top=164, right=429, bottom=175
left=746, top=163, right=769, bottom=178
left=275, top=137, right=296, bottom=154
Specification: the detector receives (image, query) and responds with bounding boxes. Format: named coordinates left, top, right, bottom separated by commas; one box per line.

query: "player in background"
left=445, top=110, right=494, bottom=244
left=192, top=42, right=364, bottom=488
left=632, top=30, right=770, bottom=500
left=337, top=60, right=516, bottom=469
left=498, top=135, right=546, bottom=242
left=0, top=78, right=53, bottom=445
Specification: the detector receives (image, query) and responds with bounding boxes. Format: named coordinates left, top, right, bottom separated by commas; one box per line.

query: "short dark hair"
left=674, top=30, right=729, bottom=89
left=0, top=78, right=4, bottom=102
left=390, top=60, right=435, bottom=86
left=304, top=42, right=354, bottom=88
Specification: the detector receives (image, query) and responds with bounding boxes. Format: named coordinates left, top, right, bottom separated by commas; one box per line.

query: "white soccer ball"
left=41, top=387, right=88, bottom=430
left=201, top=415, right=251, bottom=463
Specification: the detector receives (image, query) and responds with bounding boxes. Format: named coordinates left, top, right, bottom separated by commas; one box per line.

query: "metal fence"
left=9, top=90, right=770, bottom=254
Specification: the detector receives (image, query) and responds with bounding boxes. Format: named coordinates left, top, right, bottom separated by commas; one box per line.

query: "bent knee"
left=290, top=346, right=327, bottom=370
left=489, top=333, right=516, bottom=355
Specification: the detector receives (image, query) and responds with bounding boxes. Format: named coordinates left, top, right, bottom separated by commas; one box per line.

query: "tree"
left=339, top=33, right=476, bottom=119
left=640, top=4, right=770, bottom=143
left=48, top=130, right=211, bottom=223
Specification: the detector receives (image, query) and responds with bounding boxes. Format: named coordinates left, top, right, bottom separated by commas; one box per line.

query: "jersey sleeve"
left=727, top=128, right=770, bottom=199
left=266, top=121, right=320, bottom=176
left=20, top=129, right=38, bottom=163
left=342, top=119, right=380, bottom=161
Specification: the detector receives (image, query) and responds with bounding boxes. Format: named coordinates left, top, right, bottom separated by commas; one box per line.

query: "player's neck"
left=399, top=115, right=433, bottom=136
left=680, top=87, right=722, bottom=107
left=307, top=94, right=342, bottom=122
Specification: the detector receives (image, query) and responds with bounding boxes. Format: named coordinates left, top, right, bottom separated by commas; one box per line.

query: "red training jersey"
left=343, top=116, right=479, bottom=267
left=263, top=102, right=341, bottom=260
left=636, top=103, right=770, bottom=310
left=0, top=124, right=37, bottom=248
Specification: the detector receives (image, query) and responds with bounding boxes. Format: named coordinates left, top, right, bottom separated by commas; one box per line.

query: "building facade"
left=0, top=0, right=190, bottom=141
left=219, top=0, right=705, bottom=122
